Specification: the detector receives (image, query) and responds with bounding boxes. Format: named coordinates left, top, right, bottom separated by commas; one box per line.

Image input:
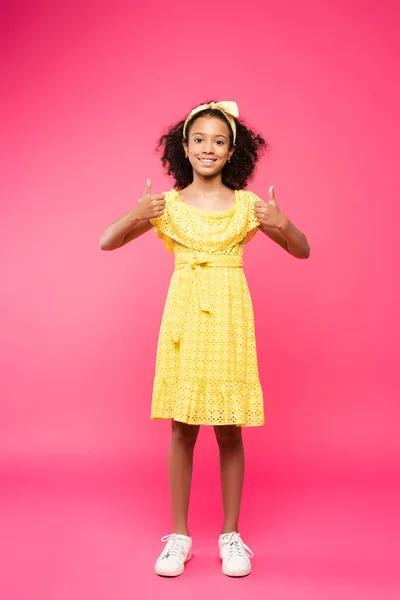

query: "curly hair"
left=156, top=101, right=269, bottom=190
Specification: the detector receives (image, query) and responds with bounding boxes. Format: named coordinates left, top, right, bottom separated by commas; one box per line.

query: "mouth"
left=198, top=158, right=217, bottom=165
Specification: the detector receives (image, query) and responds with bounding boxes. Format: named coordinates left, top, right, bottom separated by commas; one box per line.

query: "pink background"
left=1, top=1, right=399, bottom=599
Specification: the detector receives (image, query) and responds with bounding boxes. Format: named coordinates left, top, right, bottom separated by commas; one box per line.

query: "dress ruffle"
left=151, top=376, right=264, bottom=427
left=149, top=189, right=261, bottom=254
left=153, top=227, right=175, bottom=254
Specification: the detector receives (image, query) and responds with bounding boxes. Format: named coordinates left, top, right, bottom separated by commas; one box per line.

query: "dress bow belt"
left=172, top=253, right=243, bottom=344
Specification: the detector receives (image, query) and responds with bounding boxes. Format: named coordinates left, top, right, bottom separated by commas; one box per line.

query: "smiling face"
left=183, top=116, right=235, bottom=178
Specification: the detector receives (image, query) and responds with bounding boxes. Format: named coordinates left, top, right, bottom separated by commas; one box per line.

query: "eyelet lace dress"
left=149, top=188, right=264, bottom=427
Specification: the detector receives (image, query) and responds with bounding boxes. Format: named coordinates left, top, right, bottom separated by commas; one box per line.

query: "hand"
left=254, top=185, right=288, bottom=230
left=136, top=179, right=166, bottom=220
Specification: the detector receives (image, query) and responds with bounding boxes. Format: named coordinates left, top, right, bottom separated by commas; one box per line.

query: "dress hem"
left=150, top=415, right=265, bottom=428
left=151, top=376, right=264, bottom=428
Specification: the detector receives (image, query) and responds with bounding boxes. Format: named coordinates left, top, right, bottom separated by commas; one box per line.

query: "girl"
left=100, top=101, right=310, bottom=578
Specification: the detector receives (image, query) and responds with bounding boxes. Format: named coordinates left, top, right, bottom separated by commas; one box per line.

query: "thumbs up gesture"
left=136, top=179, right=166, bottom=220
left=254, top=186, right=288, bottom=230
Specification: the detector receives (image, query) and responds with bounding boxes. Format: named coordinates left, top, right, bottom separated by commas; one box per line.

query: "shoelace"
left=160, top=534, right=188, bottom=560
left=220, top=532, right=254, bottom=558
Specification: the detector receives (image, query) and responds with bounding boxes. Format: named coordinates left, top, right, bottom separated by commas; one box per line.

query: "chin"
left=196, top=169, right=222, bottom=177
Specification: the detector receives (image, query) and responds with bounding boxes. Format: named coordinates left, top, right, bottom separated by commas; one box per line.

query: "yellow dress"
left=149, top=188, right=264, bottom=427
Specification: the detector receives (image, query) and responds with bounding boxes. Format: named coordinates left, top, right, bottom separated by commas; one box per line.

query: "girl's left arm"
left=254, top=186, right=310, bottom=259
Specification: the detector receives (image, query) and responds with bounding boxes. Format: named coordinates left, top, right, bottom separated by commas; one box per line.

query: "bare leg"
left=214, top=425, right=244, bottom=534
left=168, top=420, right=200, bottom=536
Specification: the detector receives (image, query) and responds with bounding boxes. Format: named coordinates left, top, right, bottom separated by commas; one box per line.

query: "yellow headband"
left=182, top=101, right=239, bottom=144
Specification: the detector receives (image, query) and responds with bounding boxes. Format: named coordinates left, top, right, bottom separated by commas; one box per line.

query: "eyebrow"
left=191, top=132, right=228, bottom=140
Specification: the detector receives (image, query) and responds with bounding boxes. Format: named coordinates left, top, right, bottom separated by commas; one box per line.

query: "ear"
left=182, top=139, right=188, bottom=157
left=228, top=144, right=236, bottom=161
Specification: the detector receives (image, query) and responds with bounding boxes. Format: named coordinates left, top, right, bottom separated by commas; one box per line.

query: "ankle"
left=221, top=526, right=239, bottom=535
left=173, top=526, right=190, bottom=537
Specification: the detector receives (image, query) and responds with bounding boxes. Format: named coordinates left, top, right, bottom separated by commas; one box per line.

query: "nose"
left=203, top=139, right=214, bottom=153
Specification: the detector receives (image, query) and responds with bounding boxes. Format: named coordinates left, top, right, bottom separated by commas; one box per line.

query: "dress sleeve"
left=148, top=190, right=175, bottom=254
left=242, top=190, right=262, bottom=245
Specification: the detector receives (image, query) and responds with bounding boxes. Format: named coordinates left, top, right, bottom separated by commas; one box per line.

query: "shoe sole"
left=155, top=552, right=192, bottom=577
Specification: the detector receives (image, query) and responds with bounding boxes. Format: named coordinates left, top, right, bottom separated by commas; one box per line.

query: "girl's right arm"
left=99, top=180, right=165, bottom=251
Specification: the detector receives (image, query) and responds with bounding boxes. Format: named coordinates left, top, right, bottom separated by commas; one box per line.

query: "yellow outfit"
left=149, top=188, right=264, bottom=427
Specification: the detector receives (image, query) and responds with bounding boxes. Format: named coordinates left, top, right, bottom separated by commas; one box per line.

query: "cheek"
left=218, top=145, right=229, bottom=157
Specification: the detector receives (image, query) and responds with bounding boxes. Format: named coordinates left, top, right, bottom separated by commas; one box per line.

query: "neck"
left=191, top=172, right=223, bottom=193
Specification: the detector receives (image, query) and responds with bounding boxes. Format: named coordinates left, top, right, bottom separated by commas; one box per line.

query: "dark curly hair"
left=156, top=101, right=269, bottom=190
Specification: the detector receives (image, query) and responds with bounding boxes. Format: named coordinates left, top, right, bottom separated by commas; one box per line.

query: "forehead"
left=188, top=115, right=230, bottom=137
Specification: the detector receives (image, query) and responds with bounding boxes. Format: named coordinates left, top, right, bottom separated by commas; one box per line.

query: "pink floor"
left=1, top=458, right=399, bottom=600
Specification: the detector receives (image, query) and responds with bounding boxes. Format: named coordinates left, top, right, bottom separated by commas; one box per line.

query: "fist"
left=136, top=179, right=166, bottom=220
left=254, top=185, right=287, bottom=229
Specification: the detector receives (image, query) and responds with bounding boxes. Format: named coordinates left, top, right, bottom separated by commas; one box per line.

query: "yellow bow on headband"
left=182, top=101, right=239, bottom=144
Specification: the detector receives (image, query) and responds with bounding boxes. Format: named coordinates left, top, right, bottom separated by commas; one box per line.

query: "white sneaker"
left=218, top=532, right=254, bottom=577
left=154, top=533, right=192, bottom=577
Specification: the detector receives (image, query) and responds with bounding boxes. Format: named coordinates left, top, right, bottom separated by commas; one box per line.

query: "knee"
left=171, top=420, right=200, bottom=447
left=214, top=425, right=243, bottom=450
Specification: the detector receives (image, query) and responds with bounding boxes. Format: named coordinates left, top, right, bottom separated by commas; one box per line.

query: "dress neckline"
left=173, top=189, right=240, bottom=215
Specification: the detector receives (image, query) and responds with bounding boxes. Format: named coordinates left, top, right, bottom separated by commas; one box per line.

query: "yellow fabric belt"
left=172, top=253, right=243, bottom=344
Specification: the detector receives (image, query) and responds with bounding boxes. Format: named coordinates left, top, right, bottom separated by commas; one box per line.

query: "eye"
left=194, top=137, right=203, bottom=143
left=215, top=140, right=224, bottom=145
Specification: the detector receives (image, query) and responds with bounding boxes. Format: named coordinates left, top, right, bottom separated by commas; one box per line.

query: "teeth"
left=200, top=159, right=215, bottom=163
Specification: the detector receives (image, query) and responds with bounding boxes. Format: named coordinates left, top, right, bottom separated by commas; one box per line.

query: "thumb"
left=144, top=178, right=152, bottom=196
left=268, top=185, right=276, bottom=204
